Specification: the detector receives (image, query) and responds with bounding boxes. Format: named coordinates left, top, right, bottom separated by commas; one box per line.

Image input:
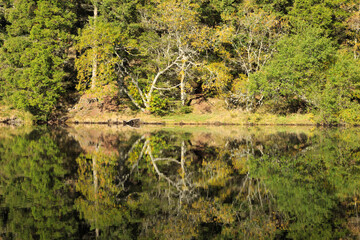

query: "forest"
left=0, top=0, right=359, bottom=124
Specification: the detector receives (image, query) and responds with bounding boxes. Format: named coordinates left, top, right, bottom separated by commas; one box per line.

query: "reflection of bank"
left=145, top=139, right=193, bottom=205
left=93, top=142, right=100, bottom=238
left=72, top=129, right=274, bottom=238
left=250, top=129, right=360, bottom=239
left=75, top=139, right=127, bottom=239
left=3, top=126, right=360, bottom=238
left=0, top=131, right=80, bottom=239
left=71, top=128, right=254, bottom=238
left=71, top=126, right=360, bottom=239
left=124, top=134, right=196, bottom=205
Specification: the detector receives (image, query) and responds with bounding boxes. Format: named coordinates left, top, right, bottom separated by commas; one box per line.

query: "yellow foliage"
left=232, top=74, right=249, bottom=95
left=201, top=62, right=233, bottom=95
left=75, top=20, right=125, bottom=93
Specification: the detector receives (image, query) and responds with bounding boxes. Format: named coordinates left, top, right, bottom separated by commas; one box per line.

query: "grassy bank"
left=66, top=111, right=317, bottom=126
left=64, top=98, right=320, bottom=126
left=0, top=98, right=342, bottom=127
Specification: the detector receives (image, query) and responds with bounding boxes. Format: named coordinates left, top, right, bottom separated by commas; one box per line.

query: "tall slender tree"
left=75, top=0, right=139, bottom=96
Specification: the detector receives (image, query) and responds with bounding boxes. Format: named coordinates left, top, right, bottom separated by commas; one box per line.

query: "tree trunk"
left=93, top=143, right=99, bottom=238
left=355, top=37, right=358, bottom=60
left=181, top=141, right=187, bottom=189
left=91, top=3, right=98, bottom=90
left=180, top=59, right=186, bottom=106
left=145, top=56, right=180, bottom=109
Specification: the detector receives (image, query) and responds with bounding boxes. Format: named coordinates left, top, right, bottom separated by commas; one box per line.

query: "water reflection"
left=0, top=128, right=83, bottom=239
left=0, top=126, right=359, bottom=239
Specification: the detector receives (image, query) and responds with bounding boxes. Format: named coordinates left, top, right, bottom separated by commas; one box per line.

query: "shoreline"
left=0, top=119, right=355, bottom=127
left=64, top=121, right=318, bottom=126
left=0, top=113, right=353, bottom=127
left=1, top=103, right=357, bottom=127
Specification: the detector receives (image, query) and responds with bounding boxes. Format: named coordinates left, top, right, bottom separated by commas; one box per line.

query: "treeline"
left=0, top=0, right=359, bottom=123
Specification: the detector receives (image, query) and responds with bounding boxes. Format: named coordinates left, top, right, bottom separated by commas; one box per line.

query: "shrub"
left=149, top=93, right=170, bottom=116
left=178, top=105, right=193, bottom=114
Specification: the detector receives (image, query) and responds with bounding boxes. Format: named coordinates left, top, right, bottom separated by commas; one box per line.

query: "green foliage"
left=288, top=0, right=350, bottom=39
left=249, top=27, right=360, bottom=124
left=5, top=0, right=36, bottom=36
left=256, top=0, right=293, bottom=15
left=75, top=19, right=123, bottom=93
left=319, top=52, right=360, bottom=124
left=149, top=92, right=170, bottom=116
left=178, top=105, right=193, bottom=114
left=250, top=27, right=335, bottom=112
left=0, top=0, right=75, bottom=121
left=0, top=0, right=360, bottom=122
left=339, top=106, right=360, bottom=125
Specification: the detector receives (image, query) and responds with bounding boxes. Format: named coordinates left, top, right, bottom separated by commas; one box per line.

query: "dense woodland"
left=0, top=0, right=359, bottom=123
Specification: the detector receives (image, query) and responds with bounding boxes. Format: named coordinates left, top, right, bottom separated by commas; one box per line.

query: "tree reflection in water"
left=0, top=127, right=360, bottom=239
left=73, top=127, right=360, bottom=239
left=0, top=127, right=82, bottom=239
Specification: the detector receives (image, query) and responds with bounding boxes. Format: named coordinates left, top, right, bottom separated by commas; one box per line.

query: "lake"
left=0, top=125, right=359, bottom=239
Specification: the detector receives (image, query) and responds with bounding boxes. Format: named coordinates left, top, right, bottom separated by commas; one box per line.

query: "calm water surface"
left=0, top=125, right=359, bottom=239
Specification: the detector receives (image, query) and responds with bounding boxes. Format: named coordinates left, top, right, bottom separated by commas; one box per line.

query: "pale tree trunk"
left=122, top=88, right=146, bottom=112
left=180, top=141, right=187, bottom=190
left=355, top=36, right=358, bottom=60
left=144, top=56, right=181, bottom=108
left=93, top=143, right=100, bottom=238
left=91, top=2, right=98, bottom=90
left=180, top=59, right=186, bottom=106
left=118, top=55, right=181, bottom=111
